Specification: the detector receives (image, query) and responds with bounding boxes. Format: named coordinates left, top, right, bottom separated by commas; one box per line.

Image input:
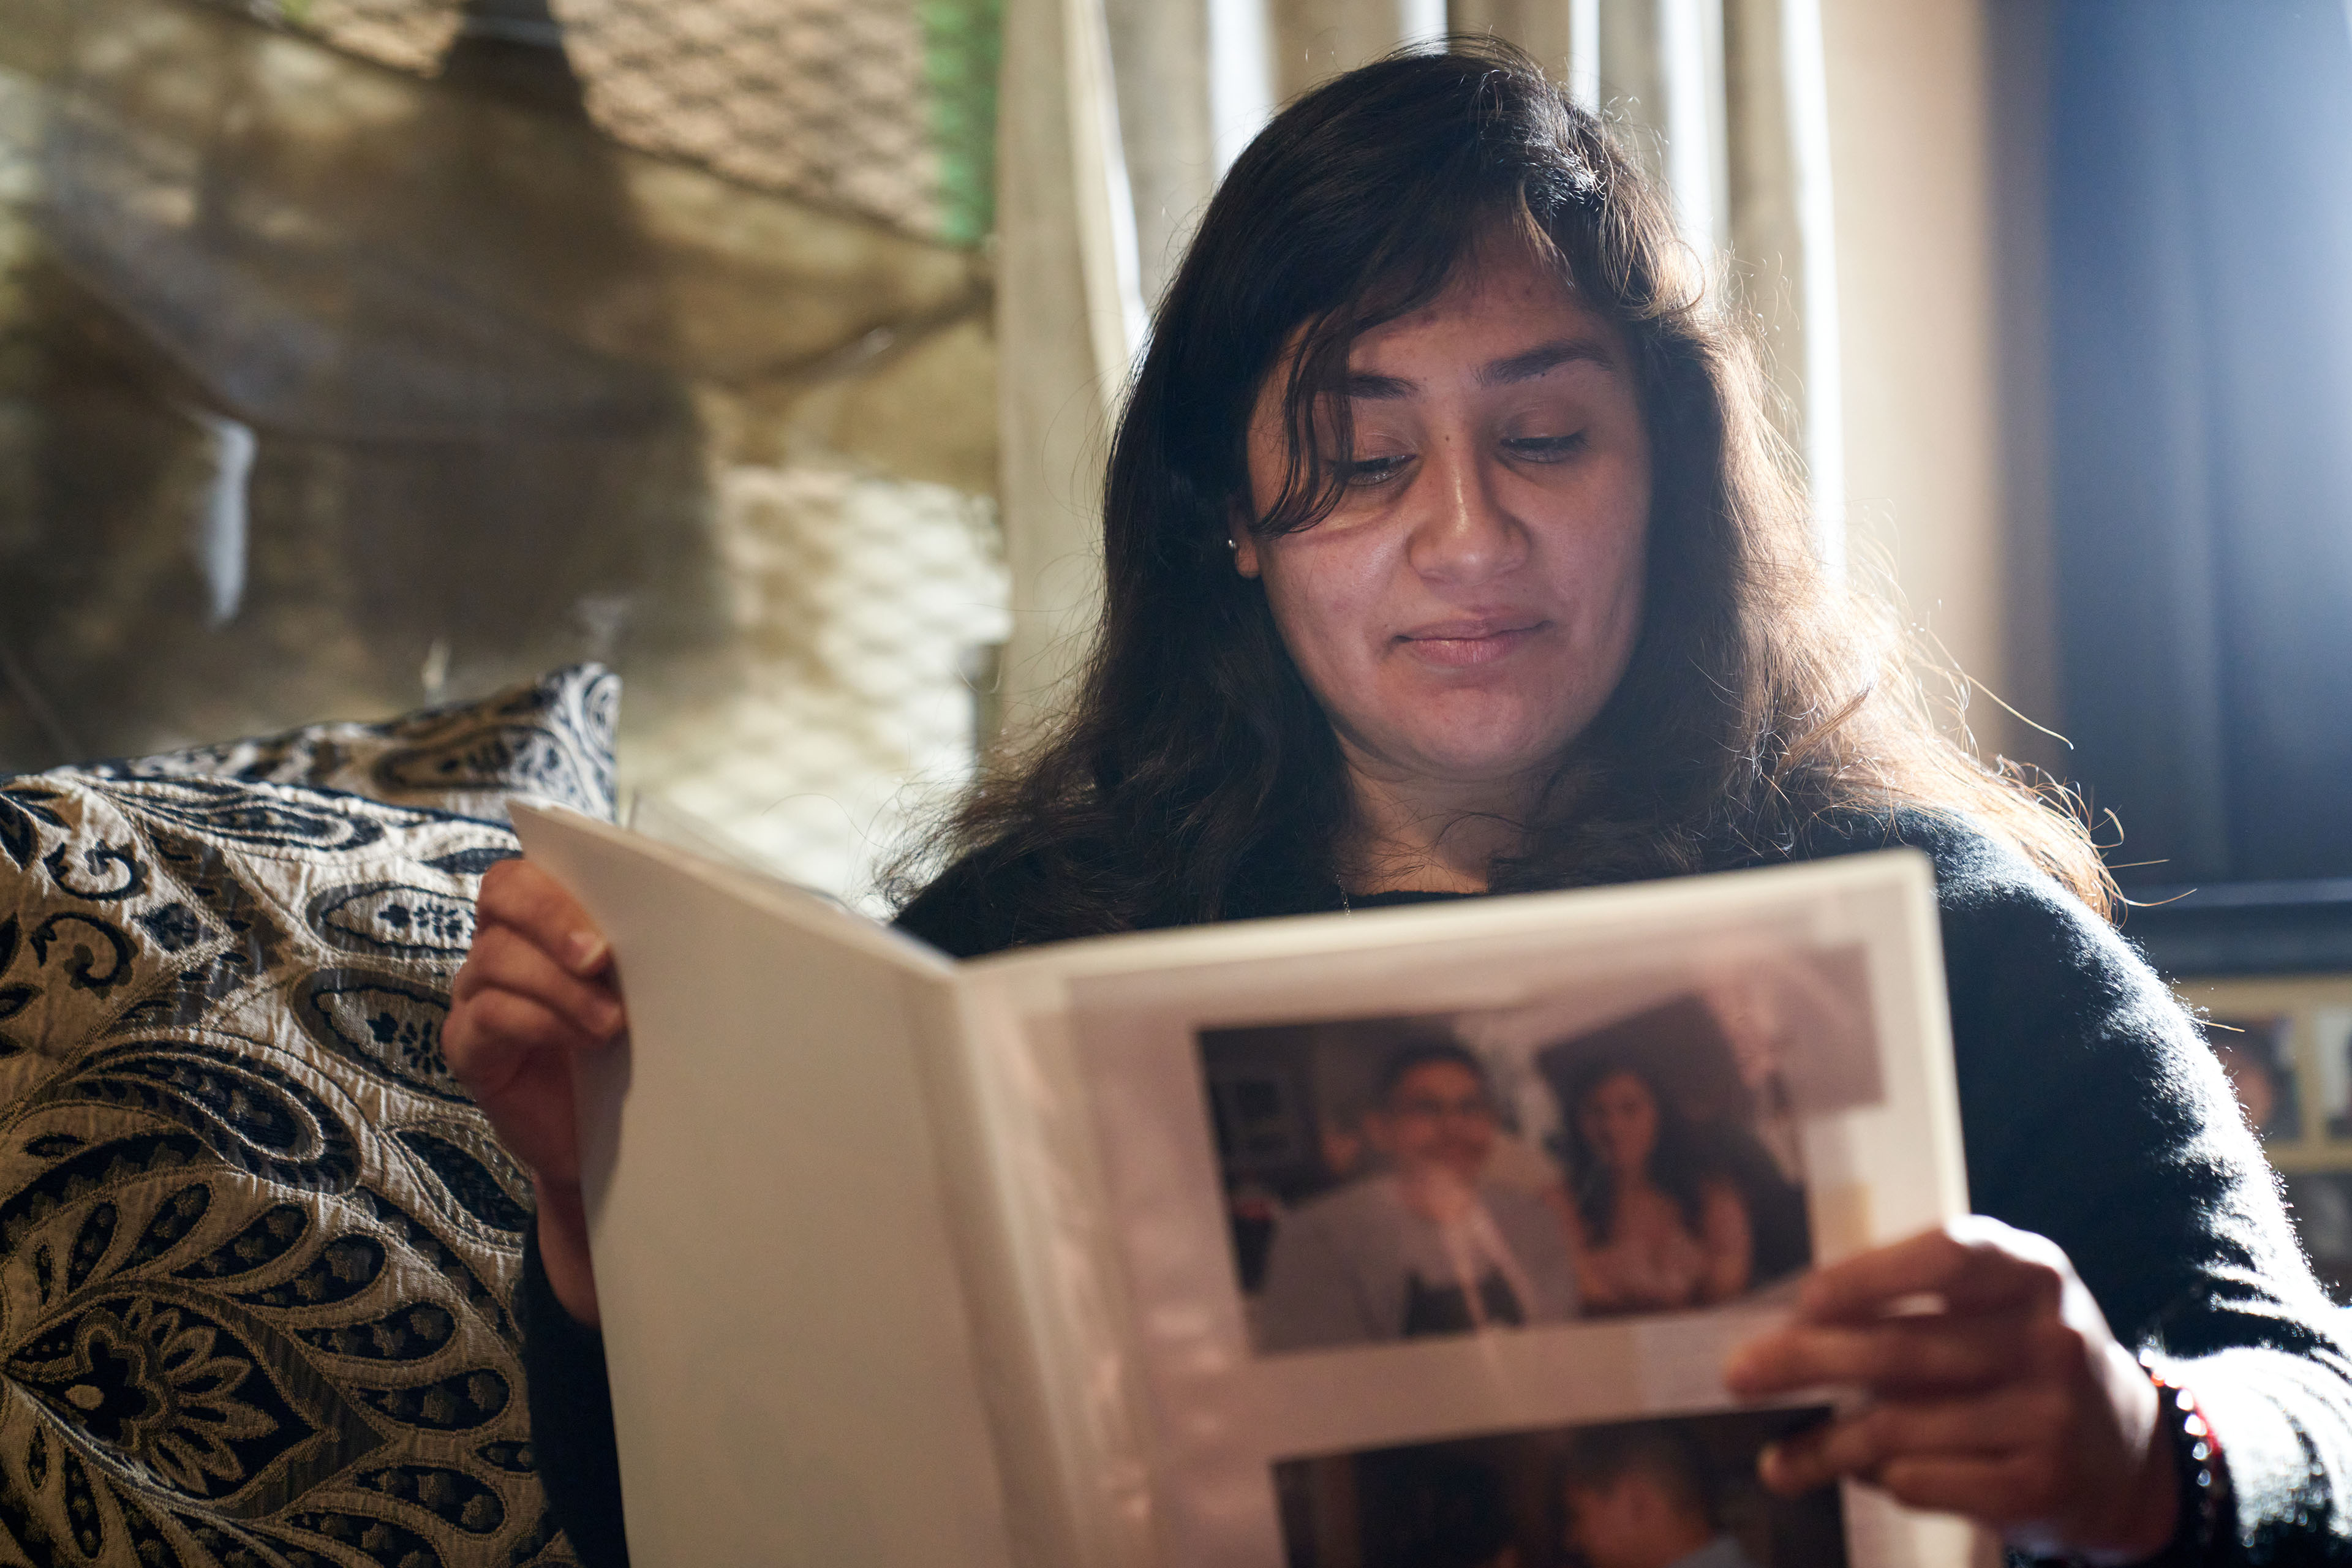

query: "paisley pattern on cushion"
left=64, top=666, right=619, bottom=826
left=0, top=775, right=576, bottom=1566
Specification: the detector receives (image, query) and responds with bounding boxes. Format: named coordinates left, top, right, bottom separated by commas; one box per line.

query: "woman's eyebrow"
left=1343, top=371, right=1417, bottom=400
left=1340, top=337, right=1615, bottom=401
left=1478, top=336, right=1614, bottom=386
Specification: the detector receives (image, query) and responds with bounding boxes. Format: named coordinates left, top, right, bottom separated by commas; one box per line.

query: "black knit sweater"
left=519, top=812, right=2352, bottom=1565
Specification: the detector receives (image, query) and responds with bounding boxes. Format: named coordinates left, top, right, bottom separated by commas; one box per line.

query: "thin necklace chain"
left=1337, top=881, right=1353, bottom=917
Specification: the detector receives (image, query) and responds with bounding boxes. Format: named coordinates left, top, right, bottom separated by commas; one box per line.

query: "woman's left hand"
left=1723, top=1216, right=2178, bottom=1562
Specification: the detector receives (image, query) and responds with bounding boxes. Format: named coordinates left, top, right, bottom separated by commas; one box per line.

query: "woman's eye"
left=1502, top=433, right=1587, bottom=462
left=1338, top=453, right=1412, bottom=486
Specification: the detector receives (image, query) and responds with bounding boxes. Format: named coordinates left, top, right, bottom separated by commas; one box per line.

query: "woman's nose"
left=1406, top=433, right=1528, bottom=584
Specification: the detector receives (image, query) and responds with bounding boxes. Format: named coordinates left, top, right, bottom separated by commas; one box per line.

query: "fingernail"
left=568, top=932, right=609, bottom=974
left=1757, top=1441, right=1783, bottom=1481
left=594, top=1000, right=625, bottom=1038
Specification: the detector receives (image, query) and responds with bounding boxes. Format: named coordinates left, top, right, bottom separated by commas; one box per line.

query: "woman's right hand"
left=446, top=857, right=626, bottom=1327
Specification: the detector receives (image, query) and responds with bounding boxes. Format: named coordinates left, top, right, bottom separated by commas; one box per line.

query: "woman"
left=1557, top=1061, right=1752, bottom=1314
left=1256, top=1043, right=1580, bottom=1351
left=447, top=39, right=2352, bottom=1566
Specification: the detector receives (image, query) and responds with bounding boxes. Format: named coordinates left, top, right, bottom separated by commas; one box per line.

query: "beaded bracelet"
left=2135, top=1348, right=2233, bottom=1565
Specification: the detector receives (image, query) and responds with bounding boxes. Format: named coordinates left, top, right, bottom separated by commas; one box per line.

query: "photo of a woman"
left=1556, top=1061, right=1751, bottom=1315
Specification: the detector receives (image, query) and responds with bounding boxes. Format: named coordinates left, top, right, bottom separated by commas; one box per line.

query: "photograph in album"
left=1273, top=1407, right=1845, bottom=1568
left=1201, top=948, right=1877, bottom=1356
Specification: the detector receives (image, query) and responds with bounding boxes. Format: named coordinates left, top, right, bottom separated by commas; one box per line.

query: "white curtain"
left=994, top=0, right=1146, bottom=736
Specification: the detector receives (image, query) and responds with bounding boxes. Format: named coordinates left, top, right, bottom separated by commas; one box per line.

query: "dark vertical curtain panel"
left=2049, top=0, right=2352, bottom=891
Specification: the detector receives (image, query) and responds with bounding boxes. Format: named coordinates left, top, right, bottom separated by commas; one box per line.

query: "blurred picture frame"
left=2174, top=977, right=2352, bottom=1305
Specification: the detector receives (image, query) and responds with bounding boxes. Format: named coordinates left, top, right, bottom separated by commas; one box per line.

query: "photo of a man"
left=1255, top=1042, right=1579, bottom=1352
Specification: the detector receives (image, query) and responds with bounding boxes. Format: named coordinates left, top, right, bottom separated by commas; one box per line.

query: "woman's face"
left=1235, top=236, right=1652, bottom=793
left=1577, top=1069, right=1660, bottom=1176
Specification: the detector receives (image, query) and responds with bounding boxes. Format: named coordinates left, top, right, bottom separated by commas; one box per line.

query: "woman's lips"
left=1395, top=619, right=1546, bottom=668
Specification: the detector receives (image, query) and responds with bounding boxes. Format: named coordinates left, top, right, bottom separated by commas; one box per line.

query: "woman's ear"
left=1229, top=514, right=1264, bottom=578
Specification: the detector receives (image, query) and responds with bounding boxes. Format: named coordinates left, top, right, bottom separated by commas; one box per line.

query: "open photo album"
left=511, top=804, right=1983, bottom=1568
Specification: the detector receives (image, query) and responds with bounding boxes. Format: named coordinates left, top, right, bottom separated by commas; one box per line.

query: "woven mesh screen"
left=1, top=0, right=1005, bottom=907
left=628, top=466, right=1009, bottom=904
left=263, top=0, right=463, bottom=72
left=232, top=0, right=1001, bottom=243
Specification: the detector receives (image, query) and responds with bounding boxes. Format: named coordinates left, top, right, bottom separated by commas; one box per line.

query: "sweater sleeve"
left=1920, top=821, right=2352, bottom=1564
left=519, top=1223, right=632, bottom=1568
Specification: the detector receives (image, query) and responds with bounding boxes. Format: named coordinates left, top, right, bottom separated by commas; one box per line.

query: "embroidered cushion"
left=0, top=769, right=579, bottom=1563
left=66, top=665, right=619, bottom=826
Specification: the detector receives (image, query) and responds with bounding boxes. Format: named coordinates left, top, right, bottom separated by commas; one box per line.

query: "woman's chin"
left=1385, top=734, right=1576, bottom=788
left=1384, top=695, right=1602, bottom=783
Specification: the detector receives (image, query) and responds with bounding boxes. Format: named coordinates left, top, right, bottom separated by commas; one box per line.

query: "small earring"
left=1225, top=536, right=1238, bottom=551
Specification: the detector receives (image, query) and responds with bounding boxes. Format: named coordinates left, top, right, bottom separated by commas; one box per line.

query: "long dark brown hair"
left=1557, top=1060, right=1713, bottom=1247
left=895, top=38, right=2109, bottom=936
